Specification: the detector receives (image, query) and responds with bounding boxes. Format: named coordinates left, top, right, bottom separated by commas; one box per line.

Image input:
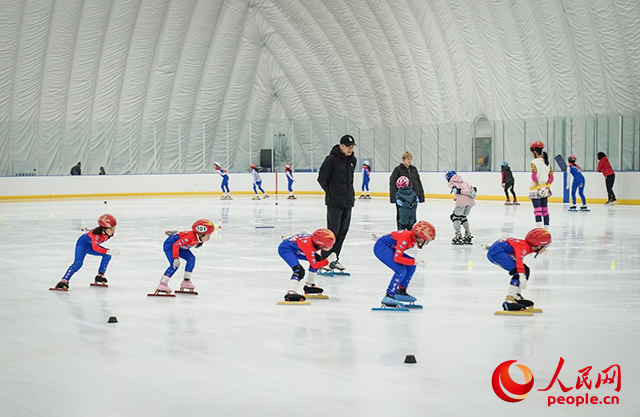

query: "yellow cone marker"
left=51, top=212, right=54, bottom=217
left=20, top=206, right=23, bottom=211
left=0, top=214, right=3, bottom=220
left=610, top=261, right=616, bottom=270
left=467, top=261, right=473, bottom=270
left=124, top=210, right=128, bottom=215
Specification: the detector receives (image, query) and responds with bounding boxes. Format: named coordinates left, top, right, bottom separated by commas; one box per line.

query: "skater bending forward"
left=55, top=214, right=119, bottom=290
left=155, top=219, right=216, bottom=295
left=373, top=221, right=436, bottom=308
left=278, top=229, right=337, bottom=302
left=486, top=228, right=552, bottom=311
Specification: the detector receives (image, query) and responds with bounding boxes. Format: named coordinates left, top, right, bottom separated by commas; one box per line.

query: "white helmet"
left=363, top=160, right=370, bottom=166
left=214, top=162, right=221, bottom=166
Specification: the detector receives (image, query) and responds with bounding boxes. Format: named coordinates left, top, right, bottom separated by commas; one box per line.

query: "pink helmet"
left=396, top=176, right=410, bottom=188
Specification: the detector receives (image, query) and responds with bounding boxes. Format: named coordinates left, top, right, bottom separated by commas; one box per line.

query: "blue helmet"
left=445, top=170, right=456, bottom=181
left=501, top=161, right=508, bottom=167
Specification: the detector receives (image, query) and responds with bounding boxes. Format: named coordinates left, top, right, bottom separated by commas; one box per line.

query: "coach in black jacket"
left=390, top=151, right=424, bottom=229
left=317, top=134, right=357, bottom=270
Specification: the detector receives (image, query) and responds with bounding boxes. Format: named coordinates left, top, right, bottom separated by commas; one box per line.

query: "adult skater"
left=390, top=151, right=425, bottom=230
left=597, top=152, right=616, bottom=205
left=317, top=134, right=357, bottom=272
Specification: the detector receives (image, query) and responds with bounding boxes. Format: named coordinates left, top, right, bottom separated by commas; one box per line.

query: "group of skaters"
left=52, top=137, right=618, bottom=312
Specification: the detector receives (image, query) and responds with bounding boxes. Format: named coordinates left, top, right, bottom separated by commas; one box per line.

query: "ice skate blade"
left=148, top=292, right=176, bottom=297
left=525, top=308, right=543, bottom=313
left=332, top=271, right=350, bottom=276
left=317, top=270, right=334, bottom=277
left=175, top=290, right=199, bottom=295
left=49, top=288, right=68, bottom=292
left=90, top=283, right=109, bottom=288
left=405, top=304, right=423, bottom=309
left=372, top=306, right=410, bottom=312
left=494, top=310, right=533, bottom=316
left=304, top=294, right=329, bottom=299
left=277, top=301, right=310, bottom=305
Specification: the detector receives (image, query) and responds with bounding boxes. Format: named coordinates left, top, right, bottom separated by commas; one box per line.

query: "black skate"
left=463, top=232, right=473, bottom=245
left=452, top=233, right=464, bottom=245
left=303, top=284, right=328, bottom=299
left=358, top=194, right=365, bottom=199
left=50, top=279, right=69, bottom=291
left=569, top=205, right=577, bottom=211
left=502, top=296, right=528, bottom=311
left=284, top=291, right=306, bottom=302
left=91, top=274, right=109, bottom=287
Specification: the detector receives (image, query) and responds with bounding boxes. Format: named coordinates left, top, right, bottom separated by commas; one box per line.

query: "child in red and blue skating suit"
left=278, top=229, right=337, bottom=302
left=54, top=214, right=119, bottom=290
left=373, top=221, right=436, bottom=308
left=359, top=160, right=371, bottom=199
left=214, top=162, right=231, bottom=200
left=154, top=219, right=216, bottom=295
left=486, top=228, right=552, bottom=311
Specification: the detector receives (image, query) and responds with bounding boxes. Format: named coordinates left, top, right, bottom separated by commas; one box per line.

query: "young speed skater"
left=53, top=214, right=119, bottom=291
left=567, top=155, right=588, bottom=211
left=501, top=161, right=519, bottom=205
left=278, top=229, right=337, bottom=302
left=529, top=141, right=554, bottom=228
left=152, top=219, right=217, bottom=296
left=446, top=170, right=476, bottom=245
left=285, top=164, right=296, bottom=199
left=486, top=228, right=552, bottom=311
left=359, top=160, right=371, bottom=199
left=395, top=176, right=418, bottom=230
left=251, top=164, right=269, bottom=200
left=373, top=221, right=435, bottom=309
left=214, top=162, right=231, bottom=200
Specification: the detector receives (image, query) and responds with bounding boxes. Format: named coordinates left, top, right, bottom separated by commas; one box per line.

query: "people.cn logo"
left=492, top=360, right=535, bottom=403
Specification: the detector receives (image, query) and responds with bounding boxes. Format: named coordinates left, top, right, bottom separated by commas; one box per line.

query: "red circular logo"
left=492, top=360, right=535, bottom=403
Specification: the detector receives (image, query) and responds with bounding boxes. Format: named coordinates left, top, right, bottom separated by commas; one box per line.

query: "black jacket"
left=317, top=145, right=357, bottom=208
left=70, top=165, right=81, bottom=175
left=502, top=166, right=514, bottom=184
left=389, top=164, right=424, bottom=203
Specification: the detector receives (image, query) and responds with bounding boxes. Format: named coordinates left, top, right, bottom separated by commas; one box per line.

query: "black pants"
left=605, top=174, right=616, bottom=202
left=504, top=182, right=516, bottom=200
left=323, top=206, right=352, bottom=259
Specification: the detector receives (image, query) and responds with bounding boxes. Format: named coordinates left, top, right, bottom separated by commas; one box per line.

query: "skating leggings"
left=605, top=174, right=616, bottom=201
left=163, top=235, right=196, bottom=277
left=374, top=237, right=416, bottom=296
left=253, top=180, right=265, bottom=194
left=531, top=197, right=549, bottom=226
left=571, top=180, right=586, bottom=205
left=221, top=176, right=230, bottom=193
left=362, top=178, right=370, bottom=192
left=486, top=241, right=517, bottom=272
left=287, top=178, right=294, bottom=193
left=278, top=240, right=318, bottom=280
left=504, top=182, right=516, bottom=200
left=62, top=234, right=112, bottom=281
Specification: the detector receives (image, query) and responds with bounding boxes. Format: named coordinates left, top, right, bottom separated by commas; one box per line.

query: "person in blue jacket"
left=567, top=155, right=588, bottom=211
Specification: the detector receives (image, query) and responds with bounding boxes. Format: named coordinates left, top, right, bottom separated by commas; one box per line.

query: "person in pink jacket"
left=445, top=170, right=476, bottom=245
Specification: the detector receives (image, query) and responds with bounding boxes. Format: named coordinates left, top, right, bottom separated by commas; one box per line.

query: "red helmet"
left=567, top=154, right=577, bottom=163
left=192, top=219, right=215, bottom=235
left=530, top=141, right=545, bottom=151
left=396, top=176, right=410, bottom=188
left=413, top=221, right=436, bottom=242
left=98, top=214, right=117, bottom=228
left=525, top=228, right=552, bottom=247
left=250, top=164, right=257, bottom=169
left=311, top=228, right=336, bottom=249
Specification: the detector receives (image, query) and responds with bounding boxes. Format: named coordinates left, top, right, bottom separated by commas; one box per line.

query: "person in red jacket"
left=597, top=152, right=616, bottom=205
left=486, top=228, right=552, bottom=311
left=53, top=214, right=119, bottom=290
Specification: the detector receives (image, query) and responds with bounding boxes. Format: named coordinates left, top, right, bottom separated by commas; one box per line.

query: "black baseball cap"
left=340, top=134, right=356, bottom=147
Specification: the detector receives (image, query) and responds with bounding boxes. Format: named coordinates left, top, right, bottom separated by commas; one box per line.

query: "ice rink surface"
left=1, top=195, right=639, bottom=417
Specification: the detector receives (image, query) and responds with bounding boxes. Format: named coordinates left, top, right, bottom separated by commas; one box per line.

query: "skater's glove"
left=451, top=187, right=459, bottom=194
left=173, top=258, right=180, bottom=269
left=524, top=264, right=530, bottom=280
left=106, top=249, right=120, bottom=256
left=416, top=259, right=427, bottom=269
left=327, top=253, right=338, bottom=262
left=469, top=191, right=477, bottom=199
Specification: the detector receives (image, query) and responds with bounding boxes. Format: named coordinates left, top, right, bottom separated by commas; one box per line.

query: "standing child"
left=285, top=164, right=296, bottom=199
left=359, top=160, right=371, bottom=199
left=567, top=155, right=588, bottom=210
left=53, top=214, right=119, bottom=290
left=214, top=162, right=231, bottom=200
left=373, top=221, right=435, bottom=308
left=501, top=162, right=518, bottom=205
left=395, top=176, right=419, bottom=230
left=529, top=141, right=554, bottom=228
left=278, top=229, right=337, bottom=302
left=486, top=228, right=552, bottom=311
left=446, top=170, right=476, bottom=245
left=251, top=164, right=269, bottom=200
left=597, top=152, right=616, bottom=205
left=152, top=219, right=216, bottom=296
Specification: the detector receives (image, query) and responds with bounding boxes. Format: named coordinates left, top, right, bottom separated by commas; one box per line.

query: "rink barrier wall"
left=1, top=171, right=639, bottom=204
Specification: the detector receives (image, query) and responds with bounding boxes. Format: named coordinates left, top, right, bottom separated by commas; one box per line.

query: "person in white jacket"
left=528, top=141, right=554, bottom=228
left=250, top=164, right=269, bottom=200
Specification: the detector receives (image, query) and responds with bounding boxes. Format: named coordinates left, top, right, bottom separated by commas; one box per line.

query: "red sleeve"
left=501, top=171, right=504, bottom=183
left=299, top=240, right=329, bottom=269
left=597, top=159, right=603, bottom=173
left=392, top=231, right=416, bottom=266
left=89, top=231, right=108, bottom=255
left=507, top=239, right=532, bottom=274
left=172, top=231, right=195, bottom=258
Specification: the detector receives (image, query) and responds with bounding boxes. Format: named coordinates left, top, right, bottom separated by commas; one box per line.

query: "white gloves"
left=106, top=249, right=120, bottom=256
left=416, top=259, right=426, bottom=269
left=327, top=253, right=338, bottom=262
left=173, top=258, right=180, bottom=269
